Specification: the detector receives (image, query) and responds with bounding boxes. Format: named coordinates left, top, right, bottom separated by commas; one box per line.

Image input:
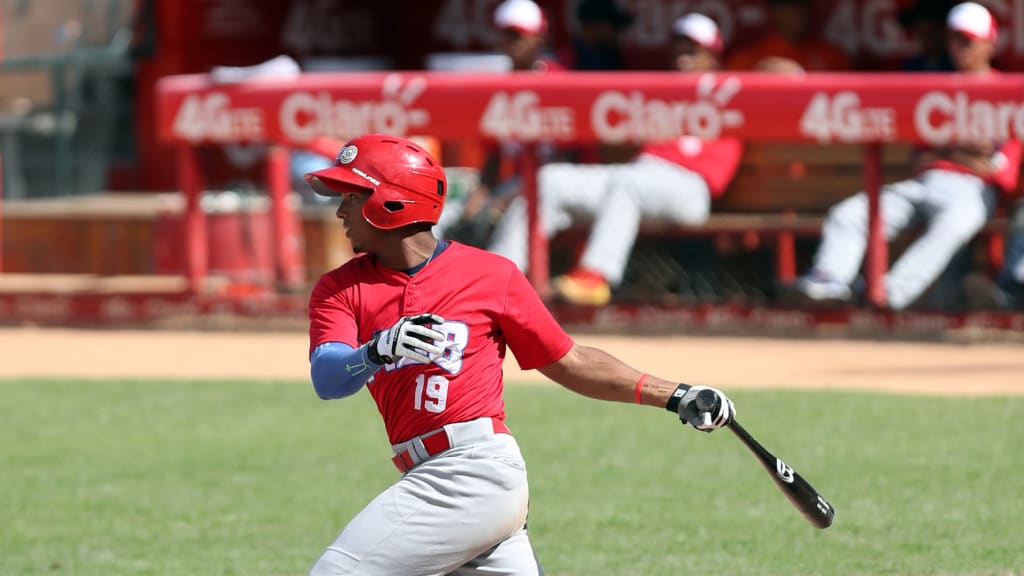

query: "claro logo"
left=280, top=74, right=430, bottom=142
left=915, top=91, right=1024, bottom=145
left=170, top=74, right=431, bottom=143
left=591, top=74, right=744, bottom=143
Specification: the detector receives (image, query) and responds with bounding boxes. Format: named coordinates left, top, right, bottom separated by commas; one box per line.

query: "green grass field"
left=2, top=378, right=1022, bottom=576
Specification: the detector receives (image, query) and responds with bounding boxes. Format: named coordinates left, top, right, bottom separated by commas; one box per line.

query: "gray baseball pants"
left=308, top=420, right=540, bottom=575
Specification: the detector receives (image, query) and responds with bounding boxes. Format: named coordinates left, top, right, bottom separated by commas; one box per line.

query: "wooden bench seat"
left=634, top=213, right=1009, bottom=237
left=637, top=212, right=824, bottom=236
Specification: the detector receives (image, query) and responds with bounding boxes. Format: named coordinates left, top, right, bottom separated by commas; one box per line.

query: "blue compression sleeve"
left=309, top=342, right=381, bottom=400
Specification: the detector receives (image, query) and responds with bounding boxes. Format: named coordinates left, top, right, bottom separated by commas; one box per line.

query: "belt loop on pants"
left=391, top=417, right=511, bottom=474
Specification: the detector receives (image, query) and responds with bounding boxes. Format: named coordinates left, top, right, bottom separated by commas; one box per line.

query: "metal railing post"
left=864, top=142, right=888, bottom=308
left=179, top=145, right=207, bottom=295
left=522, top=144, right=549, bottom=298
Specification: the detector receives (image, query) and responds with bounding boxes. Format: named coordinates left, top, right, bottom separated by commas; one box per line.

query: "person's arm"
left=498, top=261, right=733, bottom=429
left=538, top=342, right=735, bottom=430
left=478, top=149, right=503, bottom=192
left=992, top=139, right=1023, bottom=194
left=310, top=314, right=446, bottom=400
left=537, top=342, right=678, bottom=407
left=460, top=149, right=503, bottom=219
left=310, top=342, right=381, bottom=400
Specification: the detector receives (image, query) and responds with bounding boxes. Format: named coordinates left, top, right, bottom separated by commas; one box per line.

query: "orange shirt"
left=726, top=32, right=850, bottom=72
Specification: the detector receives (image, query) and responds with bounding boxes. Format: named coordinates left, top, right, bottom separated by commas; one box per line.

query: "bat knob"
left=695, top=388, right=720, bottom=413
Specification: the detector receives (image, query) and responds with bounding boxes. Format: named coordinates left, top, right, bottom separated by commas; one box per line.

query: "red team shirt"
left=640, top=137, right=745, bottom=198
left=309, top=242, right=574, bottom=445
left=919, top=140, right=1024, bottom=197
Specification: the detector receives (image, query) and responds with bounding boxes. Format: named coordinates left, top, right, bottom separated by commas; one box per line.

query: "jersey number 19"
left=411, top=321, right=468, bottom=413
left=414, top=374, right=448, bottom=413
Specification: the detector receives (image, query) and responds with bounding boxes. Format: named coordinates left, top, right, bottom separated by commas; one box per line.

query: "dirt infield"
left=2, top=327, right=1022, bottom=396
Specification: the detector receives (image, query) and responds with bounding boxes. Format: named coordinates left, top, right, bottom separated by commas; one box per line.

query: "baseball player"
left=487, top=13, right=743, bottom=306
left=794, top=1, right=1022, bottom=310
left=304, top=133, right=736, bottom=575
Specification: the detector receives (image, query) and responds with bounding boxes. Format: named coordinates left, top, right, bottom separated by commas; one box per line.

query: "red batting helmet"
left=305, top=134, right=447, bottom=230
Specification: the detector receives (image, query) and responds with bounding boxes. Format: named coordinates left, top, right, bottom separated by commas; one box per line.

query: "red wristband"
left=634, top=373, right=648, bottom=404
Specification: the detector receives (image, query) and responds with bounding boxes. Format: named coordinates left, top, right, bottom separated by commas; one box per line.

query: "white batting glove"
left=368, top=314, right=445, bottom=365
left=678, top=385, right=735, bottom=432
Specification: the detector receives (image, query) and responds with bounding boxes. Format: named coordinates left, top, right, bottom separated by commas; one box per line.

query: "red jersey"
left=920, top=139, right=1023, bottom=195
left=639, top=137, right=745, bottom=198
left=308, top=242, right=573, bottom=444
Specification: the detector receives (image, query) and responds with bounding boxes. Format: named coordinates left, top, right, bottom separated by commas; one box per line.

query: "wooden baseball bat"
left=696, top=389, right=836, bottom=529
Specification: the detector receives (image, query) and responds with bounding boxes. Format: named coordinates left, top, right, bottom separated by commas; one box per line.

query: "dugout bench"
left=153, top=71, right=1024, bottom=310
left=617, top=142, right=1011, bottom=294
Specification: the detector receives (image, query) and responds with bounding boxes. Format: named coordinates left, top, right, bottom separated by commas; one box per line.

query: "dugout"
left=3, top=0, right=1024, bottom=334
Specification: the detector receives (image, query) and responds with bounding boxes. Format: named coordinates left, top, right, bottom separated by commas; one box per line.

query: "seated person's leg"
left=583, top=157, right=709, bottom=284
left=885, top=172, right=994, bottom=310
left=554, top=157, right=710, bottom=305
left=797, top=178, right=921, bottom=303
left=488, top=163, right=617, bottom=271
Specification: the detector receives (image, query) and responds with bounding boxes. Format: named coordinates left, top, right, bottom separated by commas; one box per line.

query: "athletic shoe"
left=795, top=270, right=852, bottom=303
left=553, top=268, right=611, bottom=306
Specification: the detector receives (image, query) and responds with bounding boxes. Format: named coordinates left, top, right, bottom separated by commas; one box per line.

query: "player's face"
left=335, top=191, right=378, bottom=253
left=948, top=31, right=993, bottom=72
left=673, top=37, right=718, bottom=72
left=498, top=28, right=543, bottom=69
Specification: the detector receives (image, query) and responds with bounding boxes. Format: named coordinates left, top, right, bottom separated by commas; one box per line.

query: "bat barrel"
left=729, top=420, right=836, bottom=529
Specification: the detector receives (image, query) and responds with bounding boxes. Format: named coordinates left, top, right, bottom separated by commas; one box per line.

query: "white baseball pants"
left=488, top=155, right=711, bottom=285
left=811, top=168, right=998, bottom=310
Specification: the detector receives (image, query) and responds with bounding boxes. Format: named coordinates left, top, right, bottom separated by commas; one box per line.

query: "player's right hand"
left=678, top=385, right=735, bottom=432
left=368, top=314, right=445, bottom=365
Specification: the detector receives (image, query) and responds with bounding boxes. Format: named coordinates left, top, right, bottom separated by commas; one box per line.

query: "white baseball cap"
left=672, top=13, right=723, bottom=53
left=494, top=0, right=547, bottom=35
left=947, top=2, right=998, bottom=41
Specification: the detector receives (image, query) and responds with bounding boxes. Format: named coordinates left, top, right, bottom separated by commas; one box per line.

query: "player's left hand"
left=677, top=385, right=735, bottom=432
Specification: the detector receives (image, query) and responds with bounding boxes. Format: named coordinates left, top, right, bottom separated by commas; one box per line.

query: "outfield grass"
left=1, top=379, right=1022, bottom=576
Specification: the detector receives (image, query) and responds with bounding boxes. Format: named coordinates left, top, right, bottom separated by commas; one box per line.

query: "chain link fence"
left=1, top=0, right=136, bottom=199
